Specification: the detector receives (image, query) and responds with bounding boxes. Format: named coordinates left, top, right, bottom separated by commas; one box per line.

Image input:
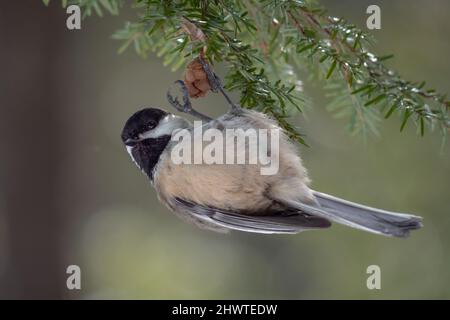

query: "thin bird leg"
left=197, top=57, right=239, bottom=111
left=167, top=80, right=212, bottom=122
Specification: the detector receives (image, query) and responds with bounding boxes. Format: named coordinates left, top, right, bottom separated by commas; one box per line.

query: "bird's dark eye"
left=147, top=120, right=157, bottom=129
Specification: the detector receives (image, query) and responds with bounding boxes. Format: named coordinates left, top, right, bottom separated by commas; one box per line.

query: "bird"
left=121, top=61, right=423, bottom=237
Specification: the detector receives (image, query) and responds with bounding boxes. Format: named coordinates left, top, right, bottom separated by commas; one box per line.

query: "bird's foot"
left=197, top=57, right=240, bottom=111
left=197, top=57, right=221, bottom=93
left=167, top=80, right=212, bottom=122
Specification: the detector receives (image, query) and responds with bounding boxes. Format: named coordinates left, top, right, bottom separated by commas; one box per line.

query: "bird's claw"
left=167, top=80, right=193, bottom=113
left=197, top=57, right=221, bottom=93
left=166, top=80, right=213, bottom=122
left=197, top=57, right=239, bottom=111
left=166, top=57, right=239, bottom=119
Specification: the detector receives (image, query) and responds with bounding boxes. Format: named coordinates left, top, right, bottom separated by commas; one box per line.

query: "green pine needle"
left=47, top=0, right=450, bottom=145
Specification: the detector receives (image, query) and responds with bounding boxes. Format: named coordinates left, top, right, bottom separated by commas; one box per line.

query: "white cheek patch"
left=139, top=114, right=185, bottom=139
left=126, top=146, right=140, bottom=168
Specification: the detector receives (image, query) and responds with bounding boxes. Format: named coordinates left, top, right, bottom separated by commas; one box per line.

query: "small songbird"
left=121, top=63, right=423, bottom=237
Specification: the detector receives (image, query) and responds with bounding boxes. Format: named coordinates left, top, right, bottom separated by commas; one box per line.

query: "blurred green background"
left=0, top=0, right=449, bottom=299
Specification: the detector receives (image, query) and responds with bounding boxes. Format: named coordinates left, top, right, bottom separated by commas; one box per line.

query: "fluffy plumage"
left=122, top=107, right=423, bottom=237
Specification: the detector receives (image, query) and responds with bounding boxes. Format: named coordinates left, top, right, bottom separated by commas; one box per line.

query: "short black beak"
left=124, top=138, right=139, bottom=147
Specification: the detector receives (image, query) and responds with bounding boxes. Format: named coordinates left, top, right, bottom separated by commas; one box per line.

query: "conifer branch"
left=44, top=0, right=449, bottom=144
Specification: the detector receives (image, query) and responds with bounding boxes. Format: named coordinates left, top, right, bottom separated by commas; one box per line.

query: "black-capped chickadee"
left=121, top=71, right=422, bottom=237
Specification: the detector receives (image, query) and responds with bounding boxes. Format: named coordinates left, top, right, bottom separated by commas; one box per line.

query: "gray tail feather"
left=311, top=191, right=423, bottom=237
left=283, top=191, right=423, bottom=237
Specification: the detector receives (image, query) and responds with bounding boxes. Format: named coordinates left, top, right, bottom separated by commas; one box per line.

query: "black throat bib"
left=131, top=135, right=172, bottom=180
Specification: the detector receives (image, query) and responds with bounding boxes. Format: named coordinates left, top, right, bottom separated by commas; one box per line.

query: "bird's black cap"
left=121, top=108, right=168, bottom=145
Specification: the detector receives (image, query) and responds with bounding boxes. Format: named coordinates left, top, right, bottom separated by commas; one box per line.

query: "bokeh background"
left=0, top=0, right=449, bottom=299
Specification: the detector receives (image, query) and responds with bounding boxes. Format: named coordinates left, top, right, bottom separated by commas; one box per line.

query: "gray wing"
left=171, top=197, right=331, bottom=234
